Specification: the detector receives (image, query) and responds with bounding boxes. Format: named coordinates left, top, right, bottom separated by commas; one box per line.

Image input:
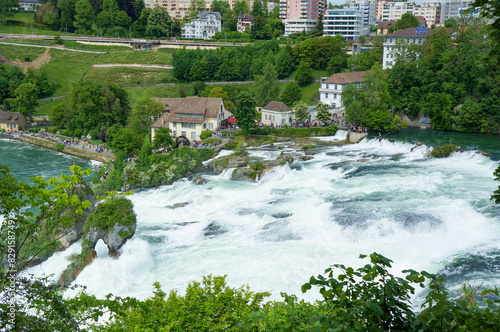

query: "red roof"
left=323, top=71, right=367, bottom=84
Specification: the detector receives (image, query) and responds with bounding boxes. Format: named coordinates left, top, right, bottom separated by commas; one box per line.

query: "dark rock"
left=203, top=222, right=226, bottom=237
left=168, top=202, right=190, bottom=209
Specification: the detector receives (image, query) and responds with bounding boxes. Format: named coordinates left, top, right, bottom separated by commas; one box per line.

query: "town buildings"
left=18, top=0, right=39, bottom=11
left=261, top=101, right=294, bottom=126
left=382, top=27, right=433, bottom=69
left=151, top=97, right=232, bottom=142
left=237, top=14, right=254, bottom=33
left=181, top=11, right=222, bottom=39
left=323, top=8, right=363, bottom=40
left=319, top=71, right=367, bottom=111
left=280, top=0, right=325, bottom=36
left=0, top=111, right=27, bottom=132
left=413, top=2, right=441, bottom=26
left=440, top=0, right=474, bottom=23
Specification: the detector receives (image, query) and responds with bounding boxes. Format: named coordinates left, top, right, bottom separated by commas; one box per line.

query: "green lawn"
left=125, top=84, right=193, bottom=107
left=85, top=67, right=174, bottom=86
left=1, top=38, right=57, bottom=46
left=62, top=41, right=132, bottom=52
left=41, top=49, right=100, bottom=95
left=95, top=50, right=173, bottom=65
left=0, top=44, right=46, bottom=61
left=7, top=12, right=35, bottom=23
left=35, top=98, right=65, bottom=116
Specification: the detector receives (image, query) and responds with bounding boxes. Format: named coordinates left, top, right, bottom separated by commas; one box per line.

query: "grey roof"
left=0, top=110, right=25, bottom=124
left=198, top=11, right=222, bottom=20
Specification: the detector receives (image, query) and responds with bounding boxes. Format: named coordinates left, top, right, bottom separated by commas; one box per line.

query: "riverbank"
left=15, top=134, right=114, bottom=163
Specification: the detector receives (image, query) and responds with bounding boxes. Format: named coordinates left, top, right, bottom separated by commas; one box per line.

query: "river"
left=1, top=129, right=499, bottom=303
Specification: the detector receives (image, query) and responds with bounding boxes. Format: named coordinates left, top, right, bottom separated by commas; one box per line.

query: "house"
left=261, top=101, right=293, bottom=126
left=0, top=111, right=27, bottom=132
left=376, top=20, right=396, bottom=35
left=237, top=14, right=254, bottom=33
left=319, top=71, right=367, bottom=111
left=150, top=97, right=232, bottom=142
left=18, top=0, right=39, bottom=11
left=181, top=11, right=222, bottom=40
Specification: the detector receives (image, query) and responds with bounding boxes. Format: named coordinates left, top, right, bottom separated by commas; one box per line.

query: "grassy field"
left=1, top=38, right=57, bottom=46
left=0, top=43, right=46, bottom=61
left=125, top=84, right=193, bottom=107
left=34, top=98, right=65, bottom=116
left=95, top=49, right=173, bottom=65
left=63, top=41, right=132, bottom=52
left=85, top=67, right=174, bottom=86
left=41, top=49, right=100, bottom=95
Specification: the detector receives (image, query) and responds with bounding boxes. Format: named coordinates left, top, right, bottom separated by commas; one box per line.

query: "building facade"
left=151, top=97, right=232, bottom=142
left=237, top=14, right=254, bottom=32
left=382, top=27, right=431, bottom=69
left=261, top=101, right=293, bottom=126
left=181, top=11, right=222, bottom=39
left=279, top=0, right=325, bottom=20
left=143, top=0, right=240, bottom=20
left=0, top=111, right=27, bottom=131
left=319, top=72, right=366, bottom=111
left=382, top=1, right=415, bottom=21
left=414, top=2, right=441, bottom=26
left=18, top=0, right=39, bottom=11
left=323, top=8, right=363, bottom=41
left=440, top=0, right=474, bottom=23
left=343, top=0, right=376, bottom=27
left=283, top=19, right=317, bottom=35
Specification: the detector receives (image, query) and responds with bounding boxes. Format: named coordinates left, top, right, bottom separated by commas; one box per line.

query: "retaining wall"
left=348, top=132, right=368, bottom=143
left=17, top=135, right=114, bottom=163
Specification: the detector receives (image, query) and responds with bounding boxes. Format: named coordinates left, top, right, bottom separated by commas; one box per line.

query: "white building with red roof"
left=319, top=71, right=367, bottom=111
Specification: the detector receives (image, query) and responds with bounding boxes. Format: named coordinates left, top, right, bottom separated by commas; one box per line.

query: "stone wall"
left=17, top=135, right=114, bottom=163
left=348, top=132, right=368, bottom=143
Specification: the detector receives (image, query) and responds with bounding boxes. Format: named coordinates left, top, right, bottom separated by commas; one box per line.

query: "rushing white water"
left=34, top=135, right=499, bottom=303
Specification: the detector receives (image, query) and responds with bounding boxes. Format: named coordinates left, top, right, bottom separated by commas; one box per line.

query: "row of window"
left=177, top=113, right=203, bottom=119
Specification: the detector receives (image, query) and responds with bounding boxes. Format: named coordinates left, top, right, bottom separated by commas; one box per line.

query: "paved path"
left=0, top=41, right=105, bottom=53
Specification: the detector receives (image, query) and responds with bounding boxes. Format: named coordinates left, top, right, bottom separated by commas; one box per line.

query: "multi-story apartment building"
left=377, top=0, right=395, bottom=20
left=181, top=11, right=222, bottom=39
left=319, top=72, right=367, bottom=110
left=413, top=2, right=441, bottom=26
left=343, top=0, right=376, bottom=27
left=144, top=0, right=239, bottom=20
left=382, top=1, right=415, bottom=21
left=279, top=0, right=325, bottom=20
left=440, top=0, right=473, bottom=23
left=383, top=27, right=430, bottom=69
left=323, top=8, right=363, bottom=40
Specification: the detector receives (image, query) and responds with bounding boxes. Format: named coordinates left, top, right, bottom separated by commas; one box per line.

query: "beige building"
left=144, top=0, right=239, bottom=20
left=261, top=101, right=293, bottom=126
left=151, top=97, right=232, bottom=142
left=0, top=111, right=27, bottom=132
left=414, top=2, right=441, bottom=26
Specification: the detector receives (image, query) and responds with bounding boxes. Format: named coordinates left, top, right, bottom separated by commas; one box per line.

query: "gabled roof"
left=198, top=11, right=222, bottom=20
left=151, top=97, right=224, bottom=126
left=263, top=101, right=292, bottom=113
left=376, top=20, right=396, bottom=30
left=0, top=111, right=25, bottom=124
left=385, top=27, right=453, bottom=38
left=415, top=16, right=426, bottom=26
left=238, top=14, right=254, bottom=21
left=323, top=71, right=366, bottom=84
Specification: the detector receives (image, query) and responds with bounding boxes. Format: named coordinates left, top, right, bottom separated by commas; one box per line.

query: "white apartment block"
left=440, top=0, right=474, bottom=23
left=283, top=19, right=317, bottom=36
left=377, top=0, right=395, bottom=20
left=323, top=8, right=363, bottom=41
left=319, top=72, right=366, bottom=111
left=382, top=27, right=430, bottom=69
left=343, top=0, right=376, bottom=27
left=414, top=2, right=441, bottom=26
left=181, top=11, right=222, bottom=39
left=382, top=2, right=415, bottom=21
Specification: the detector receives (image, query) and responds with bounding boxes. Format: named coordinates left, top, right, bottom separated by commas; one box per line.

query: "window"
left=334, top=94, right=337, bottom=99
left=326, top=84, right=329, bottom=89
left=265, top=114, right=268, bottom=120
left=182, top=122, right=196, bottom=128
left=325, top=93, right=328, bottom=98
left=182, top=131, right=186, bottom=137
left=203, top=123, right=206, bottom=129
left=191, top=132, right=196, bottom=140
left=334, top=85, right=338, bottom=89
left=173, top=131, right=176, bottom=137
left=209, top=123, right=213, bottom=129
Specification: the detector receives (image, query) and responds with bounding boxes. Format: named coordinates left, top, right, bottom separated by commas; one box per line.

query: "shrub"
left=56, top=143, right=65, bottom=151
left=430, top=144, right=459, bottom=158
left=200, top=130, right=213, bottom=140
left=54, top=35, right=64, bottom=45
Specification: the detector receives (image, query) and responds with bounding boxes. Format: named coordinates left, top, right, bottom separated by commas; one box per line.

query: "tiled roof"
left=385, top=27, right=453, bottom=37
left=238, top=14, right=254, bottom=20
left=415, top=16, right=426, bottom=26
left=263, top=101, right=292, bottom=112
left=376, top=20, right=396, bottom=29
left=323, top=71, right=367, bottom=84
left=198, top=11, right=222, bottom=20
left=151, top=97, right=224, bottom=126
left=0, top=111, right=25, bottom=124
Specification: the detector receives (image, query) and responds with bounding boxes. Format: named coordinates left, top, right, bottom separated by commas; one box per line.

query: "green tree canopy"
left=295, top=61, right=313, bottom=87
left=233, top=90, right=257, bottom=136
left=316, top=103, right=332, bottom=123
left=279, top=81, right=302, bottom=108
left=146, top=5, right=172, bottom=37
left=153, top=127, right=175, bottom=150
left=12, top=83, right=39, bottom=121
left=254, top=62, right=280, bottom=107
left=391, top=13, right=420, bottom=32
left=128, top=98, right=163, bottom=136
left=74, top=0, right=94, bottom=33
left=293, top=101, right=309, bottom=123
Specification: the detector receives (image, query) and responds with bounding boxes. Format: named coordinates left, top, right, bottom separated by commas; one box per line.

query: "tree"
left=116, top=10, right=132, bottom=29
left=74, top=0, right=94, bottom=33
left=391, top=13, right=420, bottom=32
left=146, top=5, right=172, bottom=38
left=254, top=62, right=280, bottom=107
left=211, top=0, right=230, bottom=16
left=12, top=83, right=39, bottom=121
left=493, top=166, right=500, bottom=204
left=251, top=0, right=263, bottom=17
left=274, top=45, right=294, bottom=78
left=233, top=91, right=257, bottom=136
left=233, top=0, right=249, bottom=14
left=279, top=81, right=302, bottom=108
left=295, top=61, right=313, bottom=87
left=316, top=103, right=331, bottom=123
left=472, top=0, right=500, bottom=62
left=0, top=0, right=16, bottom=23
left=57, top=0, right=75, bottom=32
left=153, top=127, right=175, bottom=150
left=293, top=101, right=309, bottom=123
left=315, top=12, right=324, bottom=34
left=128, top=98, right=163, bottom=136
left=96, top=10, right=112, bottom=29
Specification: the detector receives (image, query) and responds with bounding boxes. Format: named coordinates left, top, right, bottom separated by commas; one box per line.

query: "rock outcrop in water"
left=59, top=197, right=137, bottom=286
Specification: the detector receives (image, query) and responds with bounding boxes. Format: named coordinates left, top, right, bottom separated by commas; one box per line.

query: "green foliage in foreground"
left=430, top=144, right=460, bottom=158
left=492, top=165, right=500, bottom=204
